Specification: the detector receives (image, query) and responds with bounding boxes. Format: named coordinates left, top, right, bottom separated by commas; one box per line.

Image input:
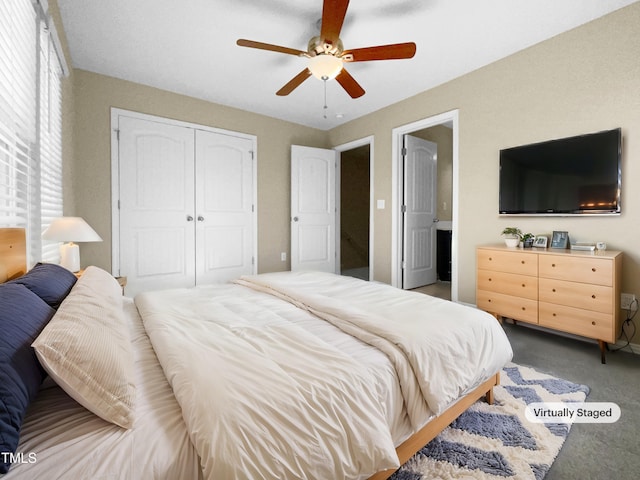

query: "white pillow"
left=32, top=266, right=136, bottom=428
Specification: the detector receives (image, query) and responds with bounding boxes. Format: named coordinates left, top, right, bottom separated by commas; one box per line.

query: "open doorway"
left=392, top=110, right=458, bottom=301
left=335, top=137, right=374, bottom=281
left=339, top=144, right=370, bottom=280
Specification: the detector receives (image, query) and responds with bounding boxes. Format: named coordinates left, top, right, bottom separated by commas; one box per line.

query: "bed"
left=0, top=227, right=513, bottom=479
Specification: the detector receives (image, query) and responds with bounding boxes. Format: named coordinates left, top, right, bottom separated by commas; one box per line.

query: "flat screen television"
left=499, top=128, right=622, bottom=215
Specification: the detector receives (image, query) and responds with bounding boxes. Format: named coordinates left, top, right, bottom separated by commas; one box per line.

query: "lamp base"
left=60, top=242, right=80, bottom=272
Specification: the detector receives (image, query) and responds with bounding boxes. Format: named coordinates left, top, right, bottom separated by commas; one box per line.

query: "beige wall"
left=328, top=3, right=640, bottom=341
left=72, top=70, right=328, bottom=273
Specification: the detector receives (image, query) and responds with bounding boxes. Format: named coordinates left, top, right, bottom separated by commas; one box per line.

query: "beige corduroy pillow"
left=32, top=266, right=136, bottom=428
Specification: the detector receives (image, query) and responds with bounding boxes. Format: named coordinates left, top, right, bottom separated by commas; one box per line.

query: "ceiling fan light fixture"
left=308, top=54, right=343, bottom=80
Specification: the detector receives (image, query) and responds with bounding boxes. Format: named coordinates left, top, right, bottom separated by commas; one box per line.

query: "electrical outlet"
left=621, top=293, right=637, bottom=310
left=281, top=252, right=286, bottom=262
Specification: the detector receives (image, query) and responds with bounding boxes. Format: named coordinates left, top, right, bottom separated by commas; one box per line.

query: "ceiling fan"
left=236, top=0, right=417, bottom=99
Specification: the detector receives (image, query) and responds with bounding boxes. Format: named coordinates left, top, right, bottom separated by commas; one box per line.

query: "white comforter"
left=236, top=272, right=513, bottom=425
left=135, top=283, right=400, bottom=480
left=136, top=272, right=512, bottom=480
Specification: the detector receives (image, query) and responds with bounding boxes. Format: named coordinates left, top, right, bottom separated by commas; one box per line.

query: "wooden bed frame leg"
left=485, top=372, right=499, bottom=405
left=485, top=387, right=495, bottom=405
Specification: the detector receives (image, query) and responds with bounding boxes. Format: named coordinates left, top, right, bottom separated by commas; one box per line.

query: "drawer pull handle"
left=551, top=263, right=556, bottom=267
left=521, top=307, right=526, bottom=311
left=592, top=321, right=596, bottom=325
left=522, top=284, right=526, bottom=288
left=488, top=299, right=492, bottom=303
left=592, top=268, right=596, bottom=272
left=553, top=313, right=557, bottom=317
left=592, top=294, right=596, bottom=299
left=489, top=257, right=492, bottom=261
left=488, top=278, right=492, bottom=281
left=552, top=288, right=556, bottom=292
left=521, top=260, right=525, bottom=264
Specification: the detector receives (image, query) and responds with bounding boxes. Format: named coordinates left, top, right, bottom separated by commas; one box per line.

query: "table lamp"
left=42, top=217, right=102, bottom=272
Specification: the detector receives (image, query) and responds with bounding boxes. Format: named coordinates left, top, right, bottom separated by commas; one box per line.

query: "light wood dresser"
left=476, top=245, right=622, bottom=363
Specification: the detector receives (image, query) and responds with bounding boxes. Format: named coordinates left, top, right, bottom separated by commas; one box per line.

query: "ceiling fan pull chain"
left=323, top=77, right=328, bottom=119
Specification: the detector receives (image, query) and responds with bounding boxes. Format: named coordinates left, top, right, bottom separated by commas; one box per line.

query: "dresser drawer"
left=539, top=302, right=613, bottom=342
left=539, top=278, right=612, bottom=314
left=477, top=290, right=538, bottom=324
left=539, top=255, right=613, bottom=286
left=477, top=249, right=538, bottom=276
left=477, top=270, right=538, bottom=300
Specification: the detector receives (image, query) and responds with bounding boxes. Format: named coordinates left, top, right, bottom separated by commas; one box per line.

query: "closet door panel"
left=196, top=130, right=254, bottom=284
left=118, top=116, right=196, bottom=296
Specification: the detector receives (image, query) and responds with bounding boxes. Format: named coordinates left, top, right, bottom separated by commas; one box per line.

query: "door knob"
left=197, top=216, right=205, bottom=222
left=293, top=216, right=299, bottom=222
left=186, top=215, right=194, bottom=221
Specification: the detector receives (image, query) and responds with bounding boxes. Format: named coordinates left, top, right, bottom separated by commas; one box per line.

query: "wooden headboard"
left=0, top=228, right=27, bottom=282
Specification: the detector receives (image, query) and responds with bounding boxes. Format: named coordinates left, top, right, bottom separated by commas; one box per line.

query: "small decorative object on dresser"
left=521, top=233, right=535, bottom=248
left=533, top=235, right=548, bottom=248
left=550, top=230, right=569, bottom=249
left=501, top=227, right=521, bottom=248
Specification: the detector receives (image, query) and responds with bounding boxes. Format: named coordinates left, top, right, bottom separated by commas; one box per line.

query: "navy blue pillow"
left=8, top=262, right=77, bottom=309
left=0, top=283, right=55, bottom=474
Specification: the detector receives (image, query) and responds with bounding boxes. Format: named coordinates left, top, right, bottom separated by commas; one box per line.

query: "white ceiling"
left=57, top=0, right=637, bottom=130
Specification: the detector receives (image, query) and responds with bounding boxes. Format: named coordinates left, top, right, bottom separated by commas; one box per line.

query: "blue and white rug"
left=392, top=363, right=590, bottom=480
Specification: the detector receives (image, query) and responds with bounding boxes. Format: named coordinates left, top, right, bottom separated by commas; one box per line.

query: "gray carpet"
left=502, top=322, right=640, bottom=480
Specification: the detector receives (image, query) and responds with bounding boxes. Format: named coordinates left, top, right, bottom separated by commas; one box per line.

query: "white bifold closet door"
left=118, top=116, right=254, bottom=296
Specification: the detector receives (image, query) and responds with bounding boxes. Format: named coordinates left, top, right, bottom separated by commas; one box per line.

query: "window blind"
left=0, top=0, right=37, bottom=229
left=39, top=20, right=64, bottom=263
left=0, top=0, right=64, bottom=265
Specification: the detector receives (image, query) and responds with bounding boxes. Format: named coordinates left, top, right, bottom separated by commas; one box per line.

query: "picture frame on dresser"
left=550, top=231, right=569, bottom=249
left=534, top=236, right=548, bottom=248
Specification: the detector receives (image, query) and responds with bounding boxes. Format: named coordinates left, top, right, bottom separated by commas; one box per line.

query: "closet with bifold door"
left=114, top=112, right=256, bottom=297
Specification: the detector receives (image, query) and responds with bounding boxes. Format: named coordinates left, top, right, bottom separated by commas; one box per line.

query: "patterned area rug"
left=392, top=363, right=590, bottom=480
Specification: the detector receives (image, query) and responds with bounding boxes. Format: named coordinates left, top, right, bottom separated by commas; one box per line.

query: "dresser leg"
left=598, top=340, right=607, bottom=364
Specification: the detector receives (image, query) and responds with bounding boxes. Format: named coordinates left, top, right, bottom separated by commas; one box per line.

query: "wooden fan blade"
left=335, top=68, right=365, bottom=98
left=320, top=0, right=350, bottom=45
left=237, top=39, right=306, bottom=57
left=276, top=69, right=312, bottom=96
left=342, top=42, right=417, bottom=62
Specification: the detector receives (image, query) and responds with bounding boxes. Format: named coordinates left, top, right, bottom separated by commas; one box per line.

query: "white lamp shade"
left=308, top=54, right=343, bottom=80
left=42, top=217, right=102, bottom=242
left=42, top=217, right=102, bottom=272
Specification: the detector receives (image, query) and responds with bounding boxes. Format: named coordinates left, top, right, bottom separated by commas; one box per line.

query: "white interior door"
left=291, top=145, right=336, bottom=272
left=118, top=116, right=196, bottom=295
left=402, top=135, right=438, bottom=289
left=195, top=130, right=254, bottom=284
